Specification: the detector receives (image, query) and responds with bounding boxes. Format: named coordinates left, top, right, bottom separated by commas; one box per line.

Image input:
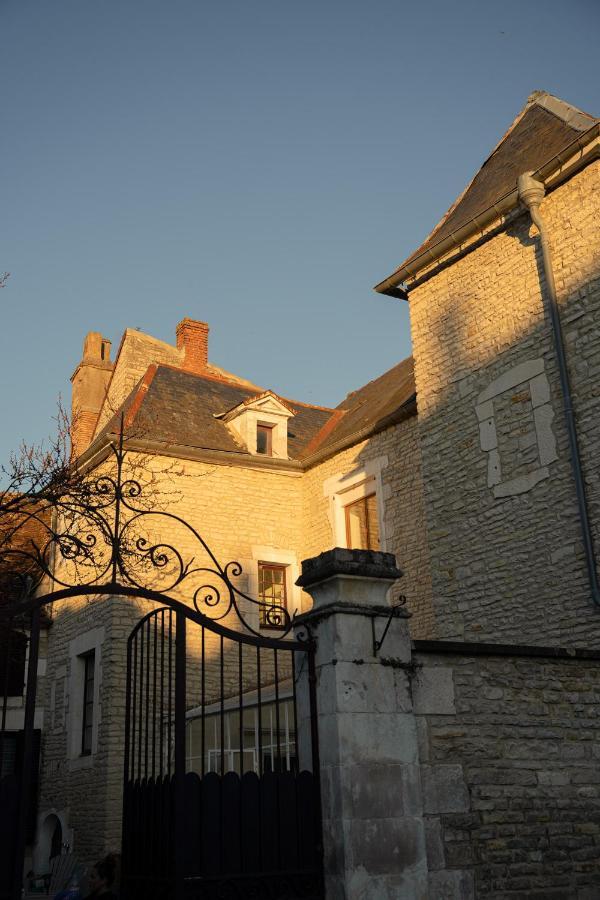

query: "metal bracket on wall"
left=372, top=597, right=407, bottom=656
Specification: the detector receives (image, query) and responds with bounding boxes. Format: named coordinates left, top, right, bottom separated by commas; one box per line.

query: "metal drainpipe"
left=517, top=172, right=600, bottom=607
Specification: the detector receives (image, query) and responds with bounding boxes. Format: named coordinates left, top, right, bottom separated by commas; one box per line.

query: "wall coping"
left=296, top=547, right=403, bottom=589
left=294, top=600, right=410, bottom=629
left=414, top=639, right=600, bottom=662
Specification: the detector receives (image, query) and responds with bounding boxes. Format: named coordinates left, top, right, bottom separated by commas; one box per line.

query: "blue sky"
left=1, top=0, right=598, bottom=462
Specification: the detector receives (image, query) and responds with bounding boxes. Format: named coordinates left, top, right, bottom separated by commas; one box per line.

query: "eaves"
left=375, top=124, right=600, bottom=297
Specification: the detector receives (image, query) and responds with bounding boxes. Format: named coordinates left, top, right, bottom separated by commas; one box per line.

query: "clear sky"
left=1, top=0, right=598, bottom=463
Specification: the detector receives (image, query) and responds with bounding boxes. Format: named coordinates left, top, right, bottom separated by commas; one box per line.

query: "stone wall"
left=302, top=417, right=435, bottom=639
left=39, top=595, right=117, bottom=865
left=408, top=160, right=600, bottom=645
left=413, top=643, right=600, bottom=898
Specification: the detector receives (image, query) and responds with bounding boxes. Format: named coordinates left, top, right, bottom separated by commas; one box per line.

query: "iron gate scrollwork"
left=0, top=419, right=323, bottom=900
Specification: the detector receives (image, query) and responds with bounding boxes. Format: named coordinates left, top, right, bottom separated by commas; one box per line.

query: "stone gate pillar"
left=294, top=548, right=429, bottom=900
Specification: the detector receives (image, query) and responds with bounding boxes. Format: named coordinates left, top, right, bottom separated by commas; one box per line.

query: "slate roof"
left=308, top=357, right=416, bottom=457
left=100, top=366, right=334, bottom=460
left=97, top=357, right=416, bottom=464
left=377, top=92, right=599, bottom=290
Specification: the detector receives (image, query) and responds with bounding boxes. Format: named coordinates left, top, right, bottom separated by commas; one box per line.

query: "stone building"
left=33, top=313, right=431, bottom=871
left=6, top=89, right=600, bottom=896
left=376, top=89, right=600, bottom=648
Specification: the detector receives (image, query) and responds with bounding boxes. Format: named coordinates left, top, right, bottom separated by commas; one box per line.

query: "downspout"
left=517, top=172, right=600, bottom=607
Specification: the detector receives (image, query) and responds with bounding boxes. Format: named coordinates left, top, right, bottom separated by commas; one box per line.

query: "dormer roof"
left=217, top=391, right=297, bottom=422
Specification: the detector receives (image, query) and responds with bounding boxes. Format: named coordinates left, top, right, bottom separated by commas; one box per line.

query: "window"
left=345, top=493, right=380, bottom=551
left=68, top=626, right=103, bottom=765
left=80, top=651, right=95, bottom=756
left=258, top=562, right=287, bottom=628
left=323, top=458, right=388, bottom=553
left=256, top=424, right=274, bottom=456
left=186, top=700, right=297, bottom=777
left=0, top=626, right=27, bottom=697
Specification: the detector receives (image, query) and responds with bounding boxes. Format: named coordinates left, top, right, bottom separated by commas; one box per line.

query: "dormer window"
left=218, top=391, right=296, bottom=459
left=256, top=424, right=274, bottom=456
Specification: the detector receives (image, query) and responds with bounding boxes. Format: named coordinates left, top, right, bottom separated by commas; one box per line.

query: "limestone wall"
left=413, top=644, right=600, bottom=898
left=302, top=418, right=435, bottom=639
left=408, top=161, right=600, bottom=645
left=39, top=595, right=117, bottom=865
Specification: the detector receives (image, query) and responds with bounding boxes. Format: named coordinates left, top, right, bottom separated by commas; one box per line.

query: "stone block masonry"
left=302, top=417, right=435, bottom=639
left=296, top=548, right=431, bottom=900
left=413, top=641, right=600, bottom=898
left=297, top=549, right=600, bottom=899
left=408, top=161, right=600, bottom=646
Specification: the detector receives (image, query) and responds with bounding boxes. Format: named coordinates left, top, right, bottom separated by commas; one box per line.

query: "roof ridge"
left=154, top=362, right=262, bottom=391
left=412, top=95, right=543, bottom=254
left=375, top=91, right=599, bottom=294
left=529, top=91, right=598, bottom=131
left=301, top=409, right=348, bottom=457
left=153, top=363, right=336, bottom=412
left=124, top=364, right=158, bottom=429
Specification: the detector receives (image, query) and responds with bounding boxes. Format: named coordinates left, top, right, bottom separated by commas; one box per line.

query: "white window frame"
left=186, top=694, right=296, bottom=776
left=247, top=546, right=302, bottom=626
left=323, top=456, right=389, bottom=551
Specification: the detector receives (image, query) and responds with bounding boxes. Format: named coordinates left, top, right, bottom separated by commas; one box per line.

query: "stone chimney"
left=176, top=318, right=209, bottom=374
left=70, top=332, right=113, bottom=458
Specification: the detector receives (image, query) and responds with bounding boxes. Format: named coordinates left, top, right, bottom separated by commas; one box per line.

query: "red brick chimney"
left=176, top=318, right=209, bottom=374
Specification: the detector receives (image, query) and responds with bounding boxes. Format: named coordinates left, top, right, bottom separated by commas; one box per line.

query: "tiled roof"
left=377, top=92, right=599, bottom=290
left=306, top=357, right=415, bottom=457
left=99, top=366, right=334, bottom=460
left=96, top=356, right=416, bottom=464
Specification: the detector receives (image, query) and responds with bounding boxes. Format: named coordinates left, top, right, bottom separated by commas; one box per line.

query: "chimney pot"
left=176, top=318, right=209, bottom=373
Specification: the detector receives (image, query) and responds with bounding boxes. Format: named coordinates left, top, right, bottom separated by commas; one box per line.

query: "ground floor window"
left=80, top=650, right=95, bottom=757
left=0, top=626, right=27, bottom=698
left=258, top=562, right=288, bottom=629
left=186, top=699, right=297, bottom=776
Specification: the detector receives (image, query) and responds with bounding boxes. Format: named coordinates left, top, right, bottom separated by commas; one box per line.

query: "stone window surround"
left=49, top=663, right=68, bottom=734
left=67, top=626, right=104, bottom=770
left=323, top=456, right=389, bottom=551
left=476, top=358, right=558, bottom=498
left=248, top=546, right=303, bottom=623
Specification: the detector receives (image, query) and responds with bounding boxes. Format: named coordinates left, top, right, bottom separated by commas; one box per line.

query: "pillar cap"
left=296, top=547, right=403, bottom=589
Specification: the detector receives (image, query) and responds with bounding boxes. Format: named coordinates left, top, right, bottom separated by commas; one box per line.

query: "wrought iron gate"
left=0, top=420, right=323, bottom=900
left=121, top=606, right=323, bottom=900
left=0, top=610, right=42, bottom=900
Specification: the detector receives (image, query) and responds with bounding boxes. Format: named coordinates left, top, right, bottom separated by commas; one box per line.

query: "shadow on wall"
left=408, top=194, right=600, bottom=646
